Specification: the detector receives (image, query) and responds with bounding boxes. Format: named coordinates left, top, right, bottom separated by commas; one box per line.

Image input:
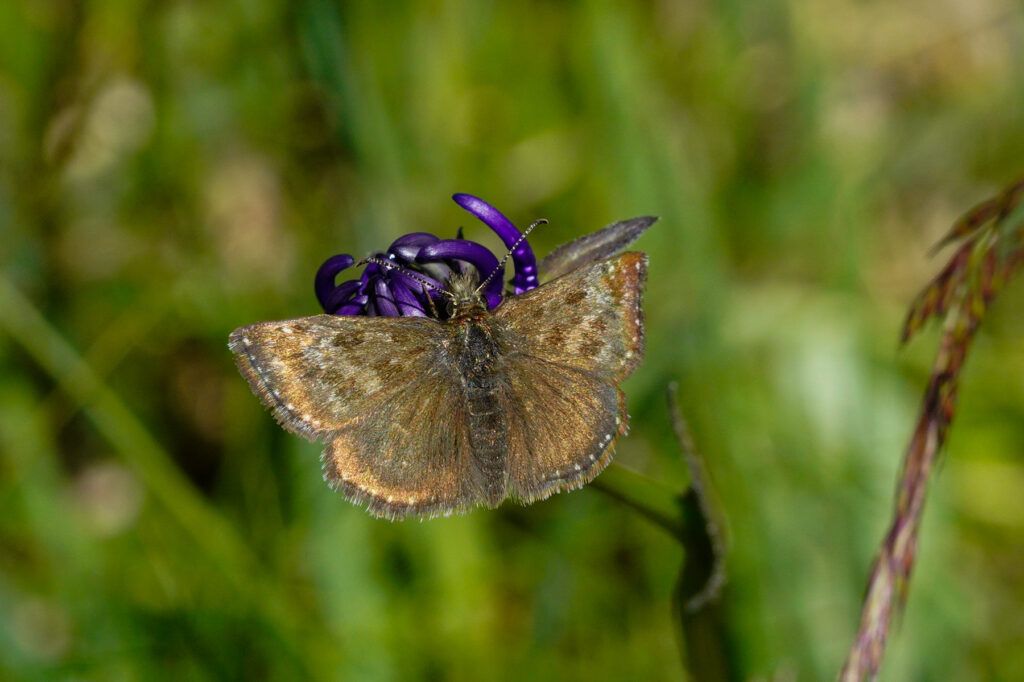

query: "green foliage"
left=1, top=1, right=1024, bottom=680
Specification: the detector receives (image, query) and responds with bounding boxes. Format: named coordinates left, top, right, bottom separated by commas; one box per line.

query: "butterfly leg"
left=423, top=284, right=440, bottom=318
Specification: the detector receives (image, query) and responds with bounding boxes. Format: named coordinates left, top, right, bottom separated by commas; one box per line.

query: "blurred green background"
left=2, top=1, right=1024, bottom=680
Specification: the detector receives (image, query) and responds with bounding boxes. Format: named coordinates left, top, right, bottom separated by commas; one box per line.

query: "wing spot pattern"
left=551, top=433, right=616, bottom=484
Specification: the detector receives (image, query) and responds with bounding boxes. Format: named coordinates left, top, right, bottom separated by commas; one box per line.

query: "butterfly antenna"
left=359, top=256, right=455, bottom=301
left=475, top=218, right=548, bottom=295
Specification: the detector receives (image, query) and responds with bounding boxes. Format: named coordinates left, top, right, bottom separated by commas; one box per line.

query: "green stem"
left=591, top=462, right=687, bottom=539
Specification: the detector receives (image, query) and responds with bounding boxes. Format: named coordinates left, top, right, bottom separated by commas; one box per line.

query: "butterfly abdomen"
left=458, top=319, right=509, bottom=507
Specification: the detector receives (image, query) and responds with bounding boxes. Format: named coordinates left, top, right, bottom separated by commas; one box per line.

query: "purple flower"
left=315, top=194, right=539, bottom=318
left=314, top=193, right=658, bottom=319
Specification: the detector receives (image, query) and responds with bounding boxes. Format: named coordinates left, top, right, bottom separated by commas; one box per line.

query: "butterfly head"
left=446, top=271, right=489, bottom=318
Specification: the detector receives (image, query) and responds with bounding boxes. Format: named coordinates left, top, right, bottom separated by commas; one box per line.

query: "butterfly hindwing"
left=322, top=361, right=475, bottom=519
left=497, top=355, right=627, bottom=502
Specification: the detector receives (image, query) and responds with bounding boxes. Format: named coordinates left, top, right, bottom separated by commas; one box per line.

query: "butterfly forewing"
left=323, top=362, right=475, bottom=518
left=496, top=251, right=647, bottom=383
left=540, top=217, right=656, bottom=280
left=229, top=315, right=443, bottom=439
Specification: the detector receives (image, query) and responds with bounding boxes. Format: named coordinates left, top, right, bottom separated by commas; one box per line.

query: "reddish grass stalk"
left=839, top=314, right=973, bottom=680
left=839, top=179, right=1024, bottom=681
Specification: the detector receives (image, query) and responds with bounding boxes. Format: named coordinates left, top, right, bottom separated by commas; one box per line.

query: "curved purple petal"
left=417, top=239, right=498, bottom=277
left=315, top=254, right=356, bottom=309
left=360, top=261, right=381, bottom=293
left=336, top=294, right=368, bottom=316
left=371, top=278, right=400, bottom=317
left=452, top=193, right=538, bottom=294
left=388, top=232, right=440, bottom=262
left=324, top=279, right=361, bottom=313
left=388, top=277, right=429, bottom=317
left=417, top=238, right=503, bottom=309
left=336, top=304, right=364, bottom=316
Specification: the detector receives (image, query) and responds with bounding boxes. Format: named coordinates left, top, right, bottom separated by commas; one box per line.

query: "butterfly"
left=228, top=224, right=649, bottom=520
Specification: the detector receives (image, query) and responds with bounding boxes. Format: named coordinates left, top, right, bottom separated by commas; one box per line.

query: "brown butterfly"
left=229, top=249, right=647, bottom=520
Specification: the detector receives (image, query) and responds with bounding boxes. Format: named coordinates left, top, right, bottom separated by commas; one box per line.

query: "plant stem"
left=591, top=462, right=688, bottom=539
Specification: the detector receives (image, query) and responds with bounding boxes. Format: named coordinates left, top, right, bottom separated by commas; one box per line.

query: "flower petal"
left=324, top=279, right=361, bottom=314
left=388, top=232, right=440, bottom=262
left=336, top=296, right=368, bottom=316
left=453, top=193, right=539, bottom=294
left=371, top=278, right=400, bottom=317
left=314, top=254, right=356, bottom=309
left=388, top=277, right=429, bottom=317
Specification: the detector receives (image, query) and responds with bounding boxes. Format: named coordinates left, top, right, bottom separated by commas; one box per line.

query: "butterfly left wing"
left=322, top=362, right=479, bottom=519
left=229, top=314, right=445, bottom=440
left=493, top=252, right=646, bottom=500
left=229, top=314, right=478, bottom=518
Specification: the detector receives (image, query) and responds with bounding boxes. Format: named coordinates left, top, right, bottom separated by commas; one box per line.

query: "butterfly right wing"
left=493, top=252, right=646, bottom=500
left=229, top=314, right=476, bottom=519
left=495, top=355, right=626, bottom=503
left=540, top=216, right=656, bottom=280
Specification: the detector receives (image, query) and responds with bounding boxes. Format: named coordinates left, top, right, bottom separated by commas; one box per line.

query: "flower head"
left=315, top=194, right=539, bottom=318
left=315, top=193, right=658, bottom=320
